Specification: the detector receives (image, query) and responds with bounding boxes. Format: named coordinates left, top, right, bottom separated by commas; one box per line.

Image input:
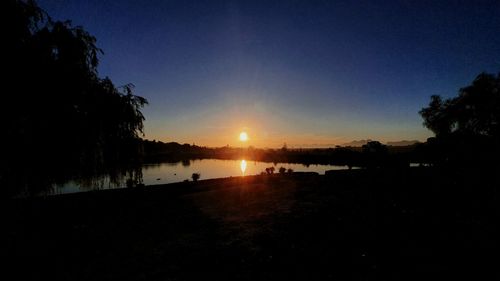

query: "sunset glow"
left=40, top=1, right=499, bottom=147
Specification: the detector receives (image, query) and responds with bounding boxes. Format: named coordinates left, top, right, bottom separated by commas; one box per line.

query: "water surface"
left=54, top=159, right=350, bottom=194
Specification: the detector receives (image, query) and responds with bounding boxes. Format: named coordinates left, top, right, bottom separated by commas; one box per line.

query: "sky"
left=38, top=0, right=500, bottom=148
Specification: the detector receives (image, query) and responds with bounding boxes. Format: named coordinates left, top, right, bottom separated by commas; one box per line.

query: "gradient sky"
left=38, top=0, right=500, bottom=147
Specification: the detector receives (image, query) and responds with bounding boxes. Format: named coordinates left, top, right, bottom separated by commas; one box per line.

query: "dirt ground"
left=1, top=168, right=498, bottom=280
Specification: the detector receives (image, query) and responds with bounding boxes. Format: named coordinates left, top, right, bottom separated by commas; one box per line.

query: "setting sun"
left=239, top=131, right=248, bottom=142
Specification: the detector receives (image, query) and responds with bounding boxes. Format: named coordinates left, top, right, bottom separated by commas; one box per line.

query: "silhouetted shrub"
left=265, top=167, right=275, bottom=175
left=279, top=167, right=286, bottom=174
left=192, top=173, right=201, bottom=182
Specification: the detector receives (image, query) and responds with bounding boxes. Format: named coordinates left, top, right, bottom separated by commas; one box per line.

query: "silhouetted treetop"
left=362, top=141, right=388, bottom=154
left=1, top=0, right=148, bottom=196
left=420, top=72, right=500, bottom=138
left=419, top=72, right=500, bottom=167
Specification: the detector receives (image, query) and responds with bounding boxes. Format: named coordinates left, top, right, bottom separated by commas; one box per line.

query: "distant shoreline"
left=142, top=140, right=423, bottom=167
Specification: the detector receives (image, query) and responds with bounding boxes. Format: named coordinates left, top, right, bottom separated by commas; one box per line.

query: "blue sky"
left=38, top=0, right=500, bottom=147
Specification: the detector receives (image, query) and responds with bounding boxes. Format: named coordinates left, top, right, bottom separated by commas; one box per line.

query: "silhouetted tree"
left=362, top=141, right=388, bottom=154
left=419, top=95, right=454, bottom=137
left=279, top=167, right=286, bottom=174
left=1, top=0, right=148, bottom=196
left=362, top=141, right=388, bottom=168
left=419, top=72, right=500, bottom=167
left=420, top=73, right=500, bottom=138
left=281, top=143, right=288, bottom=152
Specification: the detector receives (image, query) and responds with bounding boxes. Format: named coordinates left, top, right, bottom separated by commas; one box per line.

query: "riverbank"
left=1, top=168, right=498, bottom=280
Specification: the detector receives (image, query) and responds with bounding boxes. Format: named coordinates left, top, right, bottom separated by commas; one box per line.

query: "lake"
left=53, top=159, right=351, bottom=194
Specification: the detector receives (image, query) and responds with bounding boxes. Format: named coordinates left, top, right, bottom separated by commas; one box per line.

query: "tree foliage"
left=419, top=72, right=500, bottom=167
left=361, top=141, right=388, bottom=154
left=361, top=141, right=389, bottom=168
left=1, top=0, right=148, bottom=196
left=420, top=73, right=500, bottom=138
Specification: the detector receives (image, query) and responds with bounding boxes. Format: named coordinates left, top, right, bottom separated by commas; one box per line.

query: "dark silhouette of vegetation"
left=191, top=173, right=201, bottom=182
left=281, top=143, right=288, bottom=152
left=1, top=0, right=147, bottom=196
left=420, top=73, right=500, bottom=138
left=362, top=141, right=389, bottom=168
left=279, top=167, right=287, bottom=174
left=265, top=167, right=275, bottom=175
left=419, top=72, right=500, bottom=167
left=361, top=141, right=387, bottom=154
left=142, top=139, right=417, bottom=169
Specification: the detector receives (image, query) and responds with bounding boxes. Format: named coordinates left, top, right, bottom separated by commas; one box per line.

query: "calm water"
left=53, top=159, right=350, bottom=194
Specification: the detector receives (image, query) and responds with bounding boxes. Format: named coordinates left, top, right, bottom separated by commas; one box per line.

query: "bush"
left=191, top=173, right=201, bottom=182
left=265, top=167, right=275, bottom=175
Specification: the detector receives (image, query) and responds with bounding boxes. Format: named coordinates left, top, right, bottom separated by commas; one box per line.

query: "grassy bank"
left=1, top=168, right=498, bottom=280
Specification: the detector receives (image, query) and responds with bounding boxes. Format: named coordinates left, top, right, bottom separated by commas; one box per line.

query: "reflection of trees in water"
left=45, top=167, right=143, bottom=195
left=142, top=164, right=163, bottom=170
left=182, top=159, right=191, bottom=167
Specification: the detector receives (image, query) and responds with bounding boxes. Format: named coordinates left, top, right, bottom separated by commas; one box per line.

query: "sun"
left=239, top=131, right=248, bottom=142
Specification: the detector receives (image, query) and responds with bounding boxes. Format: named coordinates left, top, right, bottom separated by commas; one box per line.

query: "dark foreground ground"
left=1, top=168, right=499, bottom=280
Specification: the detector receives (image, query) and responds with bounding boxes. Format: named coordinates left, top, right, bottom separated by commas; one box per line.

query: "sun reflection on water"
left=240, top=159, right=247, bottom=175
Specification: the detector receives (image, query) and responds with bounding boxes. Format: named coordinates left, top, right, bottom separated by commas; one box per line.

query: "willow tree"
left=1, top=0, right=148, bottom=196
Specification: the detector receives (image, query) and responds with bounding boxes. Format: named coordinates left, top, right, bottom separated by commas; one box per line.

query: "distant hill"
left=386, top=140, right=420, bottom=146
left=341, top=139, right=372, bottom=147
left=342, top=139, right=420, bottom=147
